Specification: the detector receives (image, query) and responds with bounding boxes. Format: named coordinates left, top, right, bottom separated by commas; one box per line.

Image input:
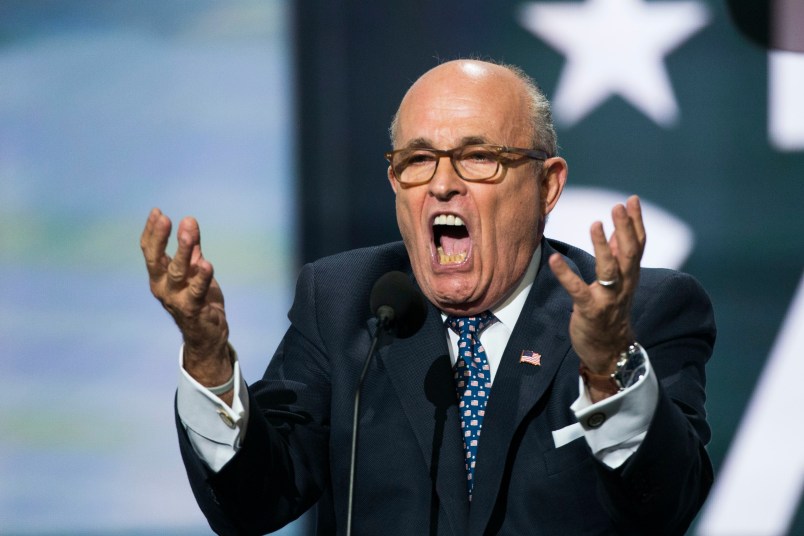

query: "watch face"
left=616, top=344, right=648, bottom=389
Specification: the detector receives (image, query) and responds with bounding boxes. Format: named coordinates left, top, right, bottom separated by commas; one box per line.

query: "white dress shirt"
left=177, top=246, right=659, bottom=472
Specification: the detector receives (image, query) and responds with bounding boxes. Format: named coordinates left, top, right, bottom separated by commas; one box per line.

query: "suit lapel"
left=467, top=242, right=575, bottom=533
left=375, top=297, right=470, bottom=535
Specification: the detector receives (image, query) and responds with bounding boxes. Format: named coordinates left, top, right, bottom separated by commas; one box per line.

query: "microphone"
left=370, top=270, right=427, bottom=339
left=347, top=271, right=427, bottom=536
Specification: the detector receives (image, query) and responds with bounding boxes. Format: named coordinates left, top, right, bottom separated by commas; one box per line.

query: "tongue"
left=439, top=233, right=471, bottom=255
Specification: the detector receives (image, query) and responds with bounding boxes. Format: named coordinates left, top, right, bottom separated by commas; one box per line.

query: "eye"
left=407, top=151, right=436, bottom=165
left=460, top=146, right=497, bottom=164
left=398, top=150, right=436, bottom=168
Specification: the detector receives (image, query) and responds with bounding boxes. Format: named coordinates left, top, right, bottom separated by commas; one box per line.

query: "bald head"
left=389, top=60, right=557, bottom=157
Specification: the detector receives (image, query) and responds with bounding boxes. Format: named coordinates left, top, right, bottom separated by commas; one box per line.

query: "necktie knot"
left=446, top=311, right=497, bottom=338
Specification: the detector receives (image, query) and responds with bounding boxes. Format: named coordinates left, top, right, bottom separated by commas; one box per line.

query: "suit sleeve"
left=176, top=262, right=332, bottom=535
left=593, top=270, right=716, bottom=535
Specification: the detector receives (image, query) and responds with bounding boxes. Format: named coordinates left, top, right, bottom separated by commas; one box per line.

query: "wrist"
left=579, top=364, right=620, bottom=399
left=577, top=328, right=636, bottom=374
left=579, top=342, right=648, bottom=401
left=183, top=343, right=234, bottom=387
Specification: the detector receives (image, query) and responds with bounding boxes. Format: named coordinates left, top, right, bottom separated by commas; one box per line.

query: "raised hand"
left=140, top=208, right=233, bottom=390
left=548, top=196, right=646, bottom=399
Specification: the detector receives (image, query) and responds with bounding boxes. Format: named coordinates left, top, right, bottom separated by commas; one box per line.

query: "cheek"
left=492, top=186, right=541, bottom=254
left=395, top=194, right=422, bottom=247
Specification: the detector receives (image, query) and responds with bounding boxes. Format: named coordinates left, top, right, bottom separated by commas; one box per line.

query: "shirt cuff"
left=571, top=353, right=659, bottom=469
left=176, top=344, right=250, bottom=472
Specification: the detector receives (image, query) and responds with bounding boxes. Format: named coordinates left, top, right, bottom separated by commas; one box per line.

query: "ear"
left=540, top=156, right=568, bottom=216
left=387, top=165, right=399, bottom=194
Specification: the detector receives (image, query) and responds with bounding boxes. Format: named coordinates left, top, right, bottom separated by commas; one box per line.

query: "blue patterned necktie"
left=446, top=312, right=497, bottom=500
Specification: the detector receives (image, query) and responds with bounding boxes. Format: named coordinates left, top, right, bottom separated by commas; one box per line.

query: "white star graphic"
left=518, top=0, right=710, bottom=127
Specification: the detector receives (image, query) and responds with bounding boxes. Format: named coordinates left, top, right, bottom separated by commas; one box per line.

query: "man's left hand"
left=548, top=195, right=646, bottom=399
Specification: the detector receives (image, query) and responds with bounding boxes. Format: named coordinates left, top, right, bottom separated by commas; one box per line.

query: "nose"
left=428, top=155, right=466, bottom=200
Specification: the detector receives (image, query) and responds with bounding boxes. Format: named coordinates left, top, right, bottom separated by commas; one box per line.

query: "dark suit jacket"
left=178, top=239, right=715, bottom=535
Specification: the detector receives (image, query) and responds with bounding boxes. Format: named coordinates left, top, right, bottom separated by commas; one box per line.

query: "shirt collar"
left=490, top=244, right=541, bottom=329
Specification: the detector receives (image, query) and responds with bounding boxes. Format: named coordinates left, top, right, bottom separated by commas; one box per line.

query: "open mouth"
left=433, top=214, right=470, bottom=265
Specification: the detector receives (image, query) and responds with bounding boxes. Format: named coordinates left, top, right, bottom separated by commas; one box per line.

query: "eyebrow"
left=403, top=136, right=493, bottom=150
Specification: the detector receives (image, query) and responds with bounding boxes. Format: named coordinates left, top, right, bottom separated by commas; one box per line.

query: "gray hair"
left=388, top=60, right=558, bottom=157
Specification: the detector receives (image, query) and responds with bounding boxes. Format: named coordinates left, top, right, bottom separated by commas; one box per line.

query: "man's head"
left=387, top=59, right=567, bottom=316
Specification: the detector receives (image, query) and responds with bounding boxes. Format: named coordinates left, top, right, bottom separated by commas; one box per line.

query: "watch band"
left=207, top=371, right=235, bottom=395
left=579, top=341, right=647, bottom=394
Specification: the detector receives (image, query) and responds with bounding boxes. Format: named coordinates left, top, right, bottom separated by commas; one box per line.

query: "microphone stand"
left=346, top=307, right=393, bottom=536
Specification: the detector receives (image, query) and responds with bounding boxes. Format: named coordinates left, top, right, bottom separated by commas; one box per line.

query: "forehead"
left=396, top=63, right=531, bottom=148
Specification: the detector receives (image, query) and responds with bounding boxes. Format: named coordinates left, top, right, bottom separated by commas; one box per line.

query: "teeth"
left=437, top=246, right=467, bottom=264
left=433, top=214, right=464, bottom=226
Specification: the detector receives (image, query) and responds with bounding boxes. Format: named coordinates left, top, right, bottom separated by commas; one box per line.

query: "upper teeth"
left=433, top=214, right=464, bottom=226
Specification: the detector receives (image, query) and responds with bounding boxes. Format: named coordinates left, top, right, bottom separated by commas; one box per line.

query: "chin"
left=428, top=280, right=484, bottom=312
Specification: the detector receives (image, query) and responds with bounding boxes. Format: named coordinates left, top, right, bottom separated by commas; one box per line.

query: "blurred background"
left=1, top=1, right=802, bottom=534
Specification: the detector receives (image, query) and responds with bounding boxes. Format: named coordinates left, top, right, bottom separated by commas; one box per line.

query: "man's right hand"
left=140, top=208, right=233, bottom=397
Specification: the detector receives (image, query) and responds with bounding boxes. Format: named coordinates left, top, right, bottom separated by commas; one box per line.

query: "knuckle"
left=144, top=258, right=160, bottom=274
left=167, top=262, right=184, bottom=282
left=188, top=283, right=206, bottom=300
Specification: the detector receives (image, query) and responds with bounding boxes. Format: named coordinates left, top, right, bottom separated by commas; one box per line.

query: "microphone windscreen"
left=370, top=271, right=427, bottom=338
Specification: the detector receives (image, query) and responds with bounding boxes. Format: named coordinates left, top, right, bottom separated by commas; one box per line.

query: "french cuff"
left=571, top=353, right=659, bottom=468
left=176, top=343, right=250, bottom=447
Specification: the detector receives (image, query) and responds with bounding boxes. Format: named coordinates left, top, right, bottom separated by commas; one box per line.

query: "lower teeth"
left=437, top=246, right=467, bottom=264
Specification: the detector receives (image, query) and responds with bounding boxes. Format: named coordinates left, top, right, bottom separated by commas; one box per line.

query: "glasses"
left=385, top=144, right=550, bottom=186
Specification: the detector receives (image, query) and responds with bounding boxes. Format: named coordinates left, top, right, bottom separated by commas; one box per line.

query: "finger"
left=190, top=241, right=204, bottom=265
left=611, top=203, right=641, bottom=274
left=187, top=256, right=215, bottom=302
left=141, top=208, right=172, bottom=281
left=549, top=253, right=592, bottom=307
left=626, top=195, right=646, bottom=247
left=590, top=221, right=619, bottom=283
left=167, top=216, right=201, bottom=290
left=608, top=232, right=619, bottom=259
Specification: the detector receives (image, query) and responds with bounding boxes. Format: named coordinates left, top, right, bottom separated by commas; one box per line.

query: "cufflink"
left=217, top=408, right=236, bottom=429
left=586, top=412, right=607, bottom=428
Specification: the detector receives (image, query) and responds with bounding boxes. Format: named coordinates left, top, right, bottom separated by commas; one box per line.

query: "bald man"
left=142, top=60, right=715, bottom=535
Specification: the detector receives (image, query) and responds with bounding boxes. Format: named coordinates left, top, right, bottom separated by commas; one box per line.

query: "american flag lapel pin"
left=520, top=350, right=542, bottom=366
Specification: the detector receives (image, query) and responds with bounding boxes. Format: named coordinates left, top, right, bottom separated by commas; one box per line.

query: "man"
left=141, top=60, right=715, bottom=535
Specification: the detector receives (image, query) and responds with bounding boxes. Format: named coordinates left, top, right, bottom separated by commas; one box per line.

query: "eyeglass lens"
left=393, top=146, right=501, bottom=183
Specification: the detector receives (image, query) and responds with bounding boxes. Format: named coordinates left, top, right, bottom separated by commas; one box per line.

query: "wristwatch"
left=579, top=342, right=648, bottom=394
left=612, top=342, right=648, bottom=391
